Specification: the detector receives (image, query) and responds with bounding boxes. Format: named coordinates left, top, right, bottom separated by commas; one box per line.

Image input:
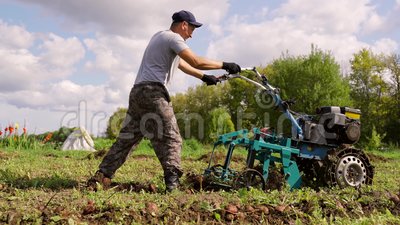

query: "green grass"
left=0, top=140, right=399, bottom=224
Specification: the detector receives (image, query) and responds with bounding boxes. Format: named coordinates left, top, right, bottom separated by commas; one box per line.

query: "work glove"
left=201, top=74, right=219, bottom=85
left=222, top=62, right=241, bottom=74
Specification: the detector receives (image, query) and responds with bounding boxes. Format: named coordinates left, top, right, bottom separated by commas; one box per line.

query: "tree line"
left=107, top=46, right=400, bottom=148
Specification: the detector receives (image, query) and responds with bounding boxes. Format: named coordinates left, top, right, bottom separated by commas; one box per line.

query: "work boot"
left=165, top=175, right=179, bottom=192
left=87, top=170, right=112, bottom=191
left=164, top=169, right=183, bottom=193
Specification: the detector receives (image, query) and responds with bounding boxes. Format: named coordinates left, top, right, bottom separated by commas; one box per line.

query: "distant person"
left=88, top=10, right=241, bottom=192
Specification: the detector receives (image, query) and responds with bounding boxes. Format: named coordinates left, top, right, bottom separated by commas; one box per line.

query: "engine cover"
left=301, top=106, right=361, bottom=145
left=341, top=122, right=361, bottom=143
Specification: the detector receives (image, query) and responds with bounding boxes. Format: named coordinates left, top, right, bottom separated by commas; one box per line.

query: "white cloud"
left=3, top=80, right=103, bottom=110
left=0, top=48, right=42, bottom=91
left=207, top=0, right=397, bottom=70
left=4, top=0, right=231, bottom=104
left=14, top=0, right=229, bottom=37
left=84, top=34, right=146, bottom=75
left=0, top=20, right=33, bottom=49
left=371, top=38, right=399, bottom=54
left=1, top=79, right=123, bottom=135
left=0, top=33, right=84, bottom=92
left=83, top=34, right=146, bottom=104
left=0, top=20, right=39, bottom=91
left=103, top=72, right=134, bottom=104
left=276, top=0, right=376, bottom=34
left=39, top=33, right=85, bottom=71
left=362, top=12, right=385, bottom=34
left=0, top=20, right=87, bottom=111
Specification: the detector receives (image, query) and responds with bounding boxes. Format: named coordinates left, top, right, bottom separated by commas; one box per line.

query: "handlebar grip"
left=241, top=67, right=256, bottom=71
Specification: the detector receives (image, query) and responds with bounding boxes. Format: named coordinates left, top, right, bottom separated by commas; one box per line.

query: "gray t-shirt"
left=135, top=30, right=189, bottom=86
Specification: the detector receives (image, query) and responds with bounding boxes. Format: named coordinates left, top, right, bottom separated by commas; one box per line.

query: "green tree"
left=349, top=49, right=388, bottom=142
left=172, top=84, right=225, bottom=141
left=205, top=107, right=235, bottom=143
left=265, top=46, right=352, bottom=113
left=258, top=46, right=352, bottom=135
left=220, top=71, right=259, bottom=129
left=383, top=53, right=400, bottom=144
left=106, top=107, right=128, bottom=139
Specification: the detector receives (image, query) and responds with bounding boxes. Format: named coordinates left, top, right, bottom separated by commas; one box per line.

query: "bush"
left=205, top=107, right=235, bottom=143
left=106, top=108, right=128, bottom=139
left=183, top=138, right=202, bottom=151
left=365, top=126, right=386, bottom=151
left=35, top=127, right=75, bottom=149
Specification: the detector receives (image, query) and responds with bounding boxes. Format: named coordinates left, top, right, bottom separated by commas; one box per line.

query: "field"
left=0, top=139, right=400, bottom=224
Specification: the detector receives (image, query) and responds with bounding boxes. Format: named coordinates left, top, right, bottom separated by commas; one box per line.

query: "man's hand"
left=222, top=62, right=241, bottom=74
left=201, top=74, right=219, bottom=85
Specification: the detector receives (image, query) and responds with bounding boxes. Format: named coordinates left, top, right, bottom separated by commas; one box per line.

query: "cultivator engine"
left=203, top=67, right=374, bottom=190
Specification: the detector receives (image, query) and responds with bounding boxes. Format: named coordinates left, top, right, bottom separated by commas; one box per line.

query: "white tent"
left=61, top=127, right=96, bottom=151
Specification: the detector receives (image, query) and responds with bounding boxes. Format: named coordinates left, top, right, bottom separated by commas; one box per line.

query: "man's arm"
left=178, top=58, right=219, bottom=86
left=178, top=58, right=204, bottom=79
left=177, top=47, right=241, bottom=85
left=178, top=48, right=223, bottom=70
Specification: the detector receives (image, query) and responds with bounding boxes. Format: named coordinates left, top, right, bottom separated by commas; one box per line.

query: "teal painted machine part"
left=205, top=128, right=302, bottom=189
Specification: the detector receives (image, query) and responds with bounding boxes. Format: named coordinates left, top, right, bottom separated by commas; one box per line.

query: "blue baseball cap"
left=172, top=10, right=202, bottom=28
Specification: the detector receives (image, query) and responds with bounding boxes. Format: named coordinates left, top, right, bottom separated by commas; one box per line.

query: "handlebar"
left=241, top=67, right=257, bottom=71
left=217, top=66, right=304, bottom=139
left=218, top=67, right=277, bottom=92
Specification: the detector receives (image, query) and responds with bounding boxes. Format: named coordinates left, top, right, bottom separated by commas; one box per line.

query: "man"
left=88, top=10, right=241, bottom=192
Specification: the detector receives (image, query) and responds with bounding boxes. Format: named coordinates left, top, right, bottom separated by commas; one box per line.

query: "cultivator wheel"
left=297, top=158, right=327, bottom=188
left=208, top=164, right=224, bottom=178
left=232, top=169, right=266, bottom=190
left=203, top=164, right=236, bottom=191
left=326, top=147, right=374, bottom=188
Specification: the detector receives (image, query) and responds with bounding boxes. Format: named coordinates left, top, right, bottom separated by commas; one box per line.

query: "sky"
left=0, top=0, right=399, bottom=136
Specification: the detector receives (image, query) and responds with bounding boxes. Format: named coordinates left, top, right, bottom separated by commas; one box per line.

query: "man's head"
left=170, top=10, right=202, bottom=40
left=172, top=10, right=202, bottom=28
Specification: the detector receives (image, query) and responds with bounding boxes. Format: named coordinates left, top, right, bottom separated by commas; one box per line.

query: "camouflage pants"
left=99, top=82, right=183, bottom=180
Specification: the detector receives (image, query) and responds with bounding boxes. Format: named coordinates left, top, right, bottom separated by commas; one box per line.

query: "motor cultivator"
left=203, top=67, right=374, bottom=190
